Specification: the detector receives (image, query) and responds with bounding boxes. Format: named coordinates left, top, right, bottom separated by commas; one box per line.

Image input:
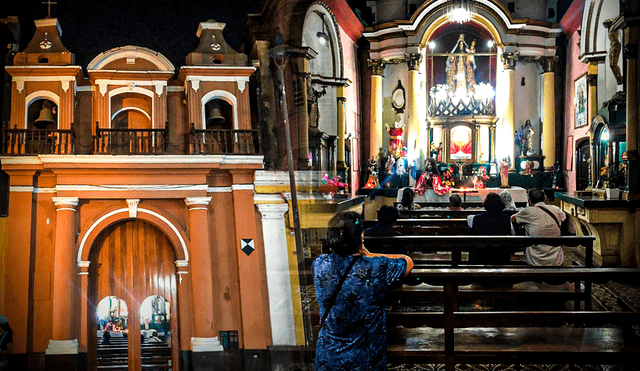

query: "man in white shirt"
left=510, top=189, right=566, bottom=266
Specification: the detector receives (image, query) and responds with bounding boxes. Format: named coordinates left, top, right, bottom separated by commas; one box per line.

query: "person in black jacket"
left=466, top=193, right=513, bottom=264
left=364, top=206, right=402, bottom=237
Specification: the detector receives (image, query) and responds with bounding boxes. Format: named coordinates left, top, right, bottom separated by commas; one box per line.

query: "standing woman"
left=0, top=315, right=13, bottom=369
left=313, top=211, right=413, bottom=371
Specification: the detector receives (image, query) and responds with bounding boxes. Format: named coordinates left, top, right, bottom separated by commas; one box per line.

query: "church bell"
left=206, top=107, right=225, bottom=127
left=34, top=106, right=56, bottom=129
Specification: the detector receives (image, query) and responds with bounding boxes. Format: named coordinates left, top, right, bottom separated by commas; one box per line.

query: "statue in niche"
left=524, top=120, right=535, bottom=156
left=307, top=81, right=326, bottom=132
left=446, top=34, right=477, bottom=94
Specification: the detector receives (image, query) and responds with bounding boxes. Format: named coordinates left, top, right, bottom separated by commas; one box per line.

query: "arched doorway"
left=88, top=219, right=179, bottom=371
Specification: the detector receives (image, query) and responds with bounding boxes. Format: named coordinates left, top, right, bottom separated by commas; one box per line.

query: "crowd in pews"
left=309, top=190, right=640, bottom=370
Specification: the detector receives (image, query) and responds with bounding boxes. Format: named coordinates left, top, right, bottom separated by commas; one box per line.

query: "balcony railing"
left=94, top=124, right=168, bottom=155
left=190, top=124, right=259, bottom=155
left=0, top=122, right=261, bottom=156
left=1, top=125, right=75, bottom=155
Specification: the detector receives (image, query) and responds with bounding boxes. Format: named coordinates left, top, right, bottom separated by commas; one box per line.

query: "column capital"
left=404, top=53, right=423, bottom=71
left=51, top=197, right=79, bottom=209
left=185, top=197, right=212, bottom=209
left=540, top=56, right=558, bottom=73
left=367, top=59, right=386, bottom=76
left=256, top=203, right=289, bottom=219
left=501, top=52, right=519, bottom=70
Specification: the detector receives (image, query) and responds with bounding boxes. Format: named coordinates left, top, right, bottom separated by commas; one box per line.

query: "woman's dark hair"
left=326, top=211, right=364, bottom=256
left=449, top=194, right=462, bottom=207
left=377, top=205, right=400, bottom=225
left=483, top=192, right=505, bottom=212
left=401, top=188, right=415, bottom=208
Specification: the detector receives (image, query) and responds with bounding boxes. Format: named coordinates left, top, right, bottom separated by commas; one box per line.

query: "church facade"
left=0, top=0, right=638, bottom=370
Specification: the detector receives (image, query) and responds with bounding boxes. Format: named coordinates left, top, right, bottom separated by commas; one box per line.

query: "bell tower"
left=5, top=17, right=82, bottom=130
left=178, top=20, right=255, bottom=132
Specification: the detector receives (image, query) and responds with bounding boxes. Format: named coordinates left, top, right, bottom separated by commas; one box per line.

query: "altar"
left=397, top=186, right=528, bottom=204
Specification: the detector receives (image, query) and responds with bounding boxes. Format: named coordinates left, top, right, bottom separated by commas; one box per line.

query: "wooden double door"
left=88, top=219, right=180, bottom=371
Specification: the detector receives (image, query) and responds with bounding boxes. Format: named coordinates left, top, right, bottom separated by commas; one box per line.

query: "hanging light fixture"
left=448, top=0, right=472, bottom=24
left=316, top=14, right=330, bottom=46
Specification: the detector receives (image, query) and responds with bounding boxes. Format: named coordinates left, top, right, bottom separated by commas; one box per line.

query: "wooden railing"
left=1, top=124, right=75, bottom=155
left=190, top=123, right=259, bottom=155
left=0, top=122, right=261, bottom=156
left=94, top=123, right=168, bottom=155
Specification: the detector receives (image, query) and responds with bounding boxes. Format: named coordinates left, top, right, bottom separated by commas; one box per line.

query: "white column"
left=256, top=203, right=296, bottom=346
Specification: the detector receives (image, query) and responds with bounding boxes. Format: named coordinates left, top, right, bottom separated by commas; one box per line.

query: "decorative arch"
left=87, top=45, right=175, bottom=72
left=303, top=2, right=344, bottom=79
left=24, top=91, right=60, bottom=129
left=77, top=206, right=189, bottom=265
left=108, top=86, right=155, bottom=128
left=111, top=107, right=152, bottom=121
left=201, top=90, right=238, bottom=130
left=414, top=1, right=509, bottom=49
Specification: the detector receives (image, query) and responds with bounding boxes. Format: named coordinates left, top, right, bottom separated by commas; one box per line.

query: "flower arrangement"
left=600, top=163, right=626, bottom=189
left=472, top=166, right=489, bottom=189
left=514, top=128, right=527, bottom=154
left=440, top=165, right=456, bottom=188
left=322, top=174, right=349, bottom=193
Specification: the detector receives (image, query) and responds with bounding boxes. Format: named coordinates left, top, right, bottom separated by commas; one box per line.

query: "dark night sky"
left=1, top=0, right=263, bottom=71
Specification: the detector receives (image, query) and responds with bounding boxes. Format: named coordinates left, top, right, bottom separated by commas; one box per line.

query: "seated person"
left=467, top=193, right=513, bottom=264
left=364, top=206, right=402, bottom=237
left=510, top=188, right=566, bottom=266
left=147, top=330, right=163, bottom=343
left=449, top=194, right=462, bottom=210
left=397, top=188, right=420, bottom=210
left=500, top=190, right=518, bottom=217
left=102, top=330, right=111, bottom=345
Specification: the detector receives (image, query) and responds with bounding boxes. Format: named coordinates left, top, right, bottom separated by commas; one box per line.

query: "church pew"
left=308, top=267, right=640, bottom=371
left=398, top=208, right=485, bottom=219
left=364, top=235, right=595, bottom=266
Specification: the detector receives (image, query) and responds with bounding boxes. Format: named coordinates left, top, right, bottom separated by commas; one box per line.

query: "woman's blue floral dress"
left=313, top=254, right=408, bottom=371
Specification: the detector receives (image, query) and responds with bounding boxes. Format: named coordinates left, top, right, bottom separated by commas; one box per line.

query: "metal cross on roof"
left=42, top=0, right=57, bottom=18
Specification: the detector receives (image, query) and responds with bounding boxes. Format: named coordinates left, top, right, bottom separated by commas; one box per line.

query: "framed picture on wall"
left=574, top=74, right=587, bottom=128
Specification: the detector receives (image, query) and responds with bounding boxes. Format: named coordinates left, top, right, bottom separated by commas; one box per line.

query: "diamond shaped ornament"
left=241, top=239, right=254, bottom=256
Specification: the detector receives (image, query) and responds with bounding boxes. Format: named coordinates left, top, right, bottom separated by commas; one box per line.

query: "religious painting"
left=449, top=125, right=472, bottom=160
left=574, top=74, right=587, bottom=128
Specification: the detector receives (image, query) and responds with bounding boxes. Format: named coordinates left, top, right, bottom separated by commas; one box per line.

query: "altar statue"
left=414, top=158, right=450, bottom=196
left=446, top=34, right=477, bottom=95
left=500, top=157, right=510, bottom=188
left=386, top=123, right=404, bottom=158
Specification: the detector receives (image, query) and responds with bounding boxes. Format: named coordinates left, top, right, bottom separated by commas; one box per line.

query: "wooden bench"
left=364, top=235, right=595, bottom=266
left=364, top=218, right=474, bottom=236
left=308, top=267, right=640, bottom=370
left=386, top=268, right=640, bottom=370
left=398, top=208, right=486, bottom=219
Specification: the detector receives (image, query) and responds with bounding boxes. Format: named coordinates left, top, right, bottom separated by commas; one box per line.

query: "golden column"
left=289, top=47, right=317, bottom=169
left=624, top=28, right=639, bottom=197
left=337, top=85, right=347, bottom=171
left=51, top=197, right=79, bottom=340
left=501, top=52, right=518, bottom=170
left=586, top=65, right=598, bottom=189
left=541, top=56, right=558, bottom=170
left=405, top=53, right=423, bottom=157
left=368, top=59, right=385, bottom=160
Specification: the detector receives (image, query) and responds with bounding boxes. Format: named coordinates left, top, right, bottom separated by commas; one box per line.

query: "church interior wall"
left=381, top=63, right=406, bottom=150
left=563, top=29, right=589, bottom=193
left=513, top=60, right=542, bottom=155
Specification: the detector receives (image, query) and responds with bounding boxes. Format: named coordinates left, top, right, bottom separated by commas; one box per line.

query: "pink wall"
left=564, top=29, right=589, bottom=192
